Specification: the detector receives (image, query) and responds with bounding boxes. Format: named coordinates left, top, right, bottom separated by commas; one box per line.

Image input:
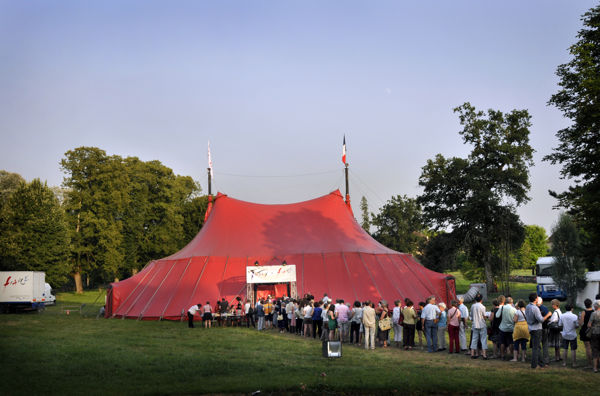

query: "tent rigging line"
left=214, top=169, right=339, bottom=178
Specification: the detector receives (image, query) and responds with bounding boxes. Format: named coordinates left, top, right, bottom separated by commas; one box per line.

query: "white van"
left=0, top=271, right=55, bottom=312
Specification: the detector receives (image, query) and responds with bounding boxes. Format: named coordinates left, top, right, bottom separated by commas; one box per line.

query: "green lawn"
left=1, top=291, right=599, bottom=395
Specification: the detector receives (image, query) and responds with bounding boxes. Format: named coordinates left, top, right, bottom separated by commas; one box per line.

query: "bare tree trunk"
left=484, top=260, right=494, bottom=296
left=74, top=271, right=83, bottom=294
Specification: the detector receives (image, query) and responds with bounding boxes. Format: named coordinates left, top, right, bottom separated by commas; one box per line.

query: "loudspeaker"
left=322, top=341, right=342, bottom=358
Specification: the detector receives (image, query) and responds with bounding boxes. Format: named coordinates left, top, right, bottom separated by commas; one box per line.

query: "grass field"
left=1, top=291, right=599, bottom=395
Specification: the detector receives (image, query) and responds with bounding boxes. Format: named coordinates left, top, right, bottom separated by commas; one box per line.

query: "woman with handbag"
left=378, top=302, right=392, bottom=348
left=547, top=299, right=563, bottom=361
left=392, top=300, right=403, bottom=348
left=588, top=301, right=600, bottom=373
left=579, top=298, right=594, bottom=368
left=511, top=300, right=529, bottom=362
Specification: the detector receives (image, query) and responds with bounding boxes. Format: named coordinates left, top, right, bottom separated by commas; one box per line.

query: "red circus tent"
left=106, top=190, right=455, bottom=320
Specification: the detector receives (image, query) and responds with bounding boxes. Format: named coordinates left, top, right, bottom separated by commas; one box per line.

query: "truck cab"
left=536, top=257, right=567, bottom=300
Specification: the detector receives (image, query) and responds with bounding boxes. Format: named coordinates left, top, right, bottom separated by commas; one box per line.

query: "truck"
left=0, top=271, right=55, bottom=312
left=535, top=257, right=567, bottom=300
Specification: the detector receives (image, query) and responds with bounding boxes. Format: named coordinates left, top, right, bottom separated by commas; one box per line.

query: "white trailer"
left=0, top=271, right=54, bottom=312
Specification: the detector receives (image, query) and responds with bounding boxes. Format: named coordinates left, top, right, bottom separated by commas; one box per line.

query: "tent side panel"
left=322, top=252, right=355, bottom=302
left=162, top=256, right=208, bottom=320
left=218, top=256, right=247, bottom=303
left=344, top=252, right=383, bottom=302
left=186, top=256, right=228, bottom=311
left=121, top=261, right=174, bottom=318
left=113, top=262, right=160, bottom=317
left=301, top=254, right=330, bottom=301
left=140, top=259, right=189, bottom=318
left=360, top=253, right=397, bottom=303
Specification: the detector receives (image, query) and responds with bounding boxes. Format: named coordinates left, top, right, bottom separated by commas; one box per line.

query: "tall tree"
left=546, top=5, right=600, bottom=269
left=61, top=147, right=202, bottom=291
left=61, top=147, right=128, bottom=292
left=371, top=195, right=426, bottom=256
left=418, top=103, right=533, bottom=290
left=360, top=196, right=370, bottom=232
left=550, top=213, right=587, bottom=305
left=517, top=225, right=549, bottom=270
left=0, top=179, right=70, bottom=288
left=0, top=170, right=25, bottom=207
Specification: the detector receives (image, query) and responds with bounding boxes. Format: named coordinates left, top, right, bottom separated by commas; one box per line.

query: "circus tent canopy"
left=106, top=190, right=455, bottom=320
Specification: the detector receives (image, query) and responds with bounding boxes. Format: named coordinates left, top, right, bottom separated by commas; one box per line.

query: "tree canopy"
left=550, top=213, right=587, bottom=305
left=546, top=5, right=600, bottom=269
left=371, top=195, right=426, bottom=256
left=61, top=147, right=204, bottom=291
left=0, top=179, right=70, bottom=288
left=418, top=103, right=533, bottom=289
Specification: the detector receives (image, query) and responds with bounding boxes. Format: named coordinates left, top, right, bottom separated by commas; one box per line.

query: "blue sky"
left=1, top=1, right=596, bottom=233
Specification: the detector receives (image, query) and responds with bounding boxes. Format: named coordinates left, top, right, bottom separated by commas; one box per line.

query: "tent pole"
left=344, top=163, right=350, bottom=205
left=207, top=167, right=212, bottom=196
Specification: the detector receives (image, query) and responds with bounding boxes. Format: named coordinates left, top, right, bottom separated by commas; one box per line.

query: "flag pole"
left=345, top=162, right=350, bottom=205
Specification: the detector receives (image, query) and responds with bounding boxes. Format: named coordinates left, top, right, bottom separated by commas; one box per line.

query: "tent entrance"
left=246, top=264, right=297, bottom=305
left=254, top=283, right=290, bottom=302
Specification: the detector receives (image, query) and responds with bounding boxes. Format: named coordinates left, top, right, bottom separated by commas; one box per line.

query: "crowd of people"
left=188, top=292, right=600, bottom=372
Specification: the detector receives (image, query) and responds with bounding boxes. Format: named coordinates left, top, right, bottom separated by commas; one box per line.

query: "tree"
left=517, top=225, right=549, bottom=270
left=0, top=179, right=70, bottom=288
left=550, top=213, right=587, bottom=305
left=545, top=5, right=600, bottom=269
left=371, top=195, right=426, bottom=256
left=360, top=196, right=370, bottom=232
left=420, top=232, right=459, bottom=273
left=60, top=147, right=202, bottom=291
left=418, top=103, right=533, bottom=290
left=0, top=170, right=25, bottom=207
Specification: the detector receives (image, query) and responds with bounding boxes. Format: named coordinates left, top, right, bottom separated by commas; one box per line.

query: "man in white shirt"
left=322, top=293, right=330, bottom=305
left=458, top=297, right=469, bottom=352
left=470, top=294, right=488, bottom=359
left=421, top=296, right=441, bottom=352
left=187, top=303, right=201, bottom=328
left=558, top=303, right=579, bottom=367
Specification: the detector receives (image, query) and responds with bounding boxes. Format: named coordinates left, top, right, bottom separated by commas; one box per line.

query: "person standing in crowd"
left=512, top=300, right=529, bottom=362
left=312, top=301, right=323, bottom=339
left=322, top=293, right=330, bottom=305
left=336, top=299, right=351, bottom=343
left=499, top=296, right=516, bottom=360
left=446, top=300, right=461, bottom=354
left=416, top=301, right=426, bottom=350
left=458, top=297, right=469, bottom=353
left=327, top=304, right=337, bottom=341
left=289, top=299, right=297, bottom=334
left=202, top=301, right=213, bottom=329
left=526, top=293, right=546, bottom=369
left=256, top=299, right=265, bottom=331
left=402, top=299, right=417, bottom=350
left=579, top=298, right=594, bottom=368
left=489, top=297, right=503, bottom=359
left=378, top=301, right=391, bottom=348
left=321, top=302, right=330, bottom=341
left=350, top=300, right=363, bottom=345
left=421, top=296, right=441, bottom=353
left=437, top=302, right=447, bottom=351
left=536, top=296, right=552, bottom=365
left=548, top=299, right=563, bottom=362
left=263, top=299, right=273, bottom=330
left=362, top=301, right=376, bottom=350
left=588, top=301, right=600, bottom=373
left=392, top=300, right=403, bottom=348
left=187, top=302, right=201, bottom=328
left=303, top=299, right=313, bottom=338
left=558, top=303, right=578, bottom=367
left=244, top=299, right=254, bottom=328
left=470, top=294, right=488, bottom=359
left=272, top=300, right=280, bottom=329
left=296, top=300, right=304, bottom=335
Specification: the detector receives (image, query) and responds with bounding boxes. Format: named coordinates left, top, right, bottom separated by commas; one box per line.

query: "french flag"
left=342, top=135, right=347, bottom=165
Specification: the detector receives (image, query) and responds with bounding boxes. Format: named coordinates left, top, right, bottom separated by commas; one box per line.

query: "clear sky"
left=1, top=1, right=596, bottom=234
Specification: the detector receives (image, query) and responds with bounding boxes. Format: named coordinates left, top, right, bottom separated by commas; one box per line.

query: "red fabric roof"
left=107, top=190, right=455, bottom=320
